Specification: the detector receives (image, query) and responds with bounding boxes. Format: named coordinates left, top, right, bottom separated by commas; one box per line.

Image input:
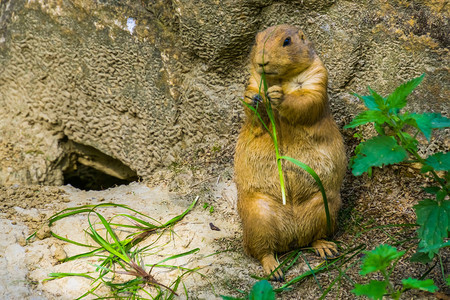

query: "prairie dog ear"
left=298, top=30, right=306, bottom=41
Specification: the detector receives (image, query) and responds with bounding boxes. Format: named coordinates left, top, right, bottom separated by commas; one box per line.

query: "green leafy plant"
left=344, top=74, right=450, bottom=260
left=41, top=198, right=201, bottom=299
left=352, top=244, right=438, bottom=299
left=221, top=280, right=276, bottom=300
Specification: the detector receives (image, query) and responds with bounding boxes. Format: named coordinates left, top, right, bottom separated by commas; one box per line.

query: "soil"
left=0, top=165, right=449, bottom=299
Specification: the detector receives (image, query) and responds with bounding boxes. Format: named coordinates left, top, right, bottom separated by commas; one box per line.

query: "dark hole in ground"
left=61, top=139, right=139, bottom=191
left=64, top=162, right=137, bottom=191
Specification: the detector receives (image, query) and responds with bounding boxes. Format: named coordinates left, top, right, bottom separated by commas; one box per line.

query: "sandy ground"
left=0, top=181, right=253, bottom=299
left=0, top=168, right=449, bottom=299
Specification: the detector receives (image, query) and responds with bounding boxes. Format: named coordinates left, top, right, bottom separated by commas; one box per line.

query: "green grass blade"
left=251, top=251, right=299, bottom=281
left=49, top=208, right=95, bottom=226
left=259, top=73, right=287, bottom=206
left=26, top=232, right=36, bottom=241
left=241, top=99, right=273, bottom=137
left=92, top=211, right=129, bottom=258
left=319, top=260, right=360, bottom=299
left=280, top=156, right=331, bottom=234
left=299, top=251, right=323, bottom=292
left=86, top=213, right=130, bottom=263
left=74, top=281, right=102, bottom=300
left=44, top=272, right=94, bottom=282
left=62, top=248, right=104, bottom=262
left=161, top=196, right=199, bottom=227
left=49, top=203, right=141, bottom=225
left=275, top=244, right=365, bottom=292
left=51, top=231, right=94, bottom=248
left=151, top=264, right=203, bottom=273
left=112, top=214, right=159, bottom=229
left=154, top=248, right=200, bottom=265
left=283, top=250, right=303, bottom=272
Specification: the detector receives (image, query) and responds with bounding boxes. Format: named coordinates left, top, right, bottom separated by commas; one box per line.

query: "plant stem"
left=259, top=73, right=287, bottom=205
left=410, top=150, right=447, bottom=193
left=257, top=36, right=288, bottom=206
left=438, top=253, right=446, bottom=282
left=395, top=127, right=447, bottom=194
left=381, top=269, right=395, bottom=296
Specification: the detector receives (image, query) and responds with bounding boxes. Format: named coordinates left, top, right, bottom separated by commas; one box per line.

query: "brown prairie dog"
left=234, top=24, right=347, bottom=281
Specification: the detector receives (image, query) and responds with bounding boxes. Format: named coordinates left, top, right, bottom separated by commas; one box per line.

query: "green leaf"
left=386, top=73, right=425, bottom=110
left=369, top=87, right=387, bottom=111
left=446, top=275, right=450, bottom=287
left=353, top=93, right=382, bottom=111
left=421, top=165, right=434, bottom=174
left=351, top=136, right=408, bottom=176
left=402, top=278, right=438, bottom=292
left=417, top=240, right=450, bottom=253
left=352, top=280, right=387, bottom=300
left=430, top=114, right=450, bottom=128
left=220, top=296, right=244, bottom=300
left=408, top=113, right=450, bottom=141
left=423, top=186, right=441, bottom=195
left=414, top=199, right=450, bottom=257
left=436, top=189, right=447, bottom=202
left=360, top=244, right=405, bottom=275
left=249, top=280, right=275, bottom=300
left=344, top=110, right=389, bottom=129
left=408, top=114, right=432, bottom=141
left=425, top=152, right=450, bottom=171
left=409, top=251, right=433, bottom=263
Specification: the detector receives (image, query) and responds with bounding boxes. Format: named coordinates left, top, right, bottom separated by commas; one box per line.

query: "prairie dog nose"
left=258, top=61, right=269, bottom=68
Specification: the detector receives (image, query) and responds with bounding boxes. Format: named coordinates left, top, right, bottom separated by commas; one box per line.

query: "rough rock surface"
left=0, top=1, right=449, bottom=299
left=0, top=0, right=448, bottom=186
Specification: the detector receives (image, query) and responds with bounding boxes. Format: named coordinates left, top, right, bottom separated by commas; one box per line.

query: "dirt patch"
left=0, top=181, right=249, bottom=299
left=0, top=168, right=448, bottom=299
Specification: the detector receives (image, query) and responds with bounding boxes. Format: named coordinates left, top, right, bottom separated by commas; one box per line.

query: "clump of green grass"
left=41, top=197, right=201, bottom=299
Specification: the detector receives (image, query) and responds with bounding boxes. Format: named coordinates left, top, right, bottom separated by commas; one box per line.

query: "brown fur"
left=234, top=25, right=347, bottom=280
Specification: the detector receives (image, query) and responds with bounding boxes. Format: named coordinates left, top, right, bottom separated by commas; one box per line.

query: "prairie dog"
left=234, top=24, right=347, bottom=280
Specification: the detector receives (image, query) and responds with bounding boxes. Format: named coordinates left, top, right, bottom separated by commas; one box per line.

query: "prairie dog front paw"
left=244, top=91, right=264, bottom=108
left=267, top=85, right=283, bottom=106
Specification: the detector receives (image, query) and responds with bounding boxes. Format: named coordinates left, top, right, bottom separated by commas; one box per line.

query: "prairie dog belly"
left=235, top=124, right=345, bottom=202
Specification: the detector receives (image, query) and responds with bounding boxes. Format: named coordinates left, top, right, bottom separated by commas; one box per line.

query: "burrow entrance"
left=60, top=138, right=139, bottom=191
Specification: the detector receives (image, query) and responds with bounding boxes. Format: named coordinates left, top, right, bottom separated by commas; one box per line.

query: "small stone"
left=51, top=244, right=67, bottom=262
left=16, top=235, right=27, bottom=246
left=36, top=224, right=52, bottom=240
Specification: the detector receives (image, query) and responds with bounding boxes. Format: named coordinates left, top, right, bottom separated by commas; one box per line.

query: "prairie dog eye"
left=283, top=37, right=291, bottom=47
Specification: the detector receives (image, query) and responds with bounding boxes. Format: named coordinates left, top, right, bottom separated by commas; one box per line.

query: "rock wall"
left=0, top=0, right=448, bottom=186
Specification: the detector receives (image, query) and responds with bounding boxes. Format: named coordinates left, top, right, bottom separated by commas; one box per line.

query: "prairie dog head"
left=251, top=24, right=316, bottom=80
